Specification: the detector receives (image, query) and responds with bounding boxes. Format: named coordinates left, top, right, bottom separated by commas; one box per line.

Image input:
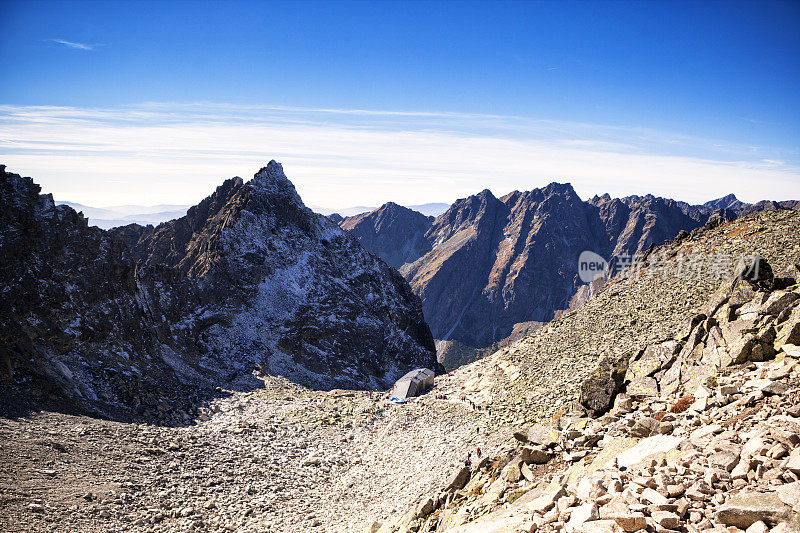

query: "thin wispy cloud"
left=0, top=103, right=798, bottom=209
left=50, top=39, right=99, bottom=51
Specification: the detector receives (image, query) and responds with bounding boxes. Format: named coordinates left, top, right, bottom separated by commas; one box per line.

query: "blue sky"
left=1, top=0, right=799, bottom=208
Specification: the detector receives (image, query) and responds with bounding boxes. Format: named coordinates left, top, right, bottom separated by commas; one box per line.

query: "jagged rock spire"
left=250, top=160, right=303, bottom=205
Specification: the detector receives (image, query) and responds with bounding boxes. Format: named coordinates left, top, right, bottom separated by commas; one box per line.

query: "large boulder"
left=446, top=466, right=471, bottom=492
left=579, top=355, right=629, bottom=416
left=704, top=255, right=774, bottom=317
left=615, top=435, right=683, bottom=469
left=627, top=377, right=659, bottom=398
left=775, top=306, right=800, bottom=350
left=716, top=491, right=794, bottom=528
left=527, top=424, right=560, bottom=447
left=522, top=446, right=553, bottom=465
left=625, top=341, right=678, bottom=382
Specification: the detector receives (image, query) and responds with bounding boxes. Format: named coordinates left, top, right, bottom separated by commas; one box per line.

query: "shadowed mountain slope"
left=339, top=202, right=433, bottom=269
left=340, top=185, right=799, bottom=358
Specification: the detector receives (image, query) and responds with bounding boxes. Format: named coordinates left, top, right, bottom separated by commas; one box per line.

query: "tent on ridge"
left=390, top=368, right=435, bottom=400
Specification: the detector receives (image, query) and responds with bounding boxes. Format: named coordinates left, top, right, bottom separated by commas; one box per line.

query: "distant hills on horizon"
left=55, top=201, right=193, bottom=230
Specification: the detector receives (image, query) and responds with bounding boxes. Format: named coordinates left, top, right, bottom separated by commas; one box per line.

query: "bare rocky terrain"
left=0, top=371, right=508, bottom=533
left=373, top=210, right=800, bottom=533
left=2, top=197, right=800, bottom=533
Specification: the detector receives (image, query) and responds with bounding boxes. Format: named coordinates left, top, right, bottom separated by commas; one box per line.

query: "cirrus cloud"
left=49, top=39, right=100, bottom=51
left=0, top=103, right=798, bottom=209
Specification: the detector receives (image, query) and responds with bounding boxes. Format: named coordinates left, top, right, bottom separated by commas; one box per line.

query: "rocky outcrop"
left=0, top=162, right=436, bottom=419
left=339, top=202, right=433, bottom=269
left=589, top=193, right=707, bottom=260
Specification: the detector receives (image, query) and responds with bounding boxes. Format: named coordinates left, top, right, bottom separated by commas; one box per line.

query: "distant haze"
left=312, top=203, right=450, bottom=218
left=55, top=198, right=449, bottom=230
left=2, top=104, right=799, bottom=211
left=55, top=201, right=190, bottom=230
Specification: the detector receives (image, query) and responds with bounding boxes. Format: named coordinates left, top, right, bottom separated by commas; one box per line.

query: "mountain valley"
left=2, top=164, right=800, bottom=533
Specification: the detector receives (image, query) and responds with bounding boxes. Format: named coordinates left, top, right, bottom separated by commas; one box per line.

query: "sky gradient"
left=1, top=0, right=799, bottom=208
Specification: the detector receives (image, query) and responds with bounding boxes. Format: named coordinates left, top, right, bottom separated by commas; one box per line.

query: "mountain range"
left=55, top=200, right=451, bottom=230
left=337, top=184, right=799, bottom=369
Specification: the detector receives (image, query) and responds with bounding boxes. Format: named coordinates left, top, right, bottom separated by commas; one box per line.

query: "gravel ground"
left=0, top=374, right=512, bottom=533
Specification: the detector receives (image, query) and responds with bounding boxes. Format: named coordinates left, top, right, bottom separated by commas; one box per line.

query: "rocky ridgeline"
left=341, top=187, right=799, bottom=369
left=466, top=210, right=800, bottom=431
left=373, top=255, right=800, bottom=532
left=0, top=162, right=435, bottom=420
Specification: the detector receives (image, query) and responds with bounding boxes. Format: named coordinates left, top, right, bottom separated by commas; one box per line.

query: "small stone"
left=720, top=384, right=740, bottom=395
left=709, top=450, right=740, bottom=472
left=666, top=484, right=685, bottom=498
left=610, top=511, right=647, bottom=532
left=786, top=448, right=800, bottom=474
left=641, top=487, right=668, bottom=505
left=777, top=481, right=800, bottom=510
left=416, top=497, right=435, bottom=518
left=762, top=381, right=789, bottom=395
left=651, top=510, right=680, bottom=529
left=566, top=502, right=599, bottom=533
left=630, top=417, right=659, bottom=438
left=565, top=450, right=588, bottom=462
left=577, top=476, right=607, bottom=501
left=581, top=520, right=624, bottom=533
left=745, top=521, right=769, bottom=533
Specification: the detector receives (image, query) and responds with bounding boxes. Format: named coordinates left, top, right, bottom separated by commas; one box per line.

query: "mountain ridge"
left=339, top=182, right=800, bottom=366
left=0, top=162, right=437, bottom=420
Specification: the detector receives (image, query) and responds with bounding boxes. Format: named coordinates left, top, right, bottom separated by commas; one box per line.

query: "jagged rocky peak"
left=339, top=201, right=433, bottom=269
left=704, top=192, right=741, bottom=210
left=1, top=162, right=437, bottom=418
left=589, top=192, right=613, bottom=205
left=432, top=188, right=504, bottom=237
left=249, top=160, right=303, bottom=204
left=500, top=181, right=576, bottom=208
left=542, top=180, right=578, bottom=196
